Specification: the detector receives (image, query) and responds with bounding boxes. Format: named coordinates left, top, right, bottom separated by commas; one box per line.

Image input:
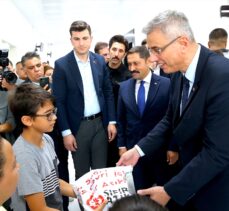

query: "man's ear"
left=21, top=115, right=33, bottom=127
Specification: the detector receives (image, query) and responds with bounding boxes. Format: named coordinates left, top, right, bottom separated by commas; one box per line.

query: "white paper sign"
left=73, top=166, right=135, bottom=210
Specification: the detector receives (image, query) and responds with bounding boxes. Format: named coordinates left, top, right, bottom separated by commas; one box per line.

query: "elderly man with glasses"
left=118, top=10, right=229, bottom=211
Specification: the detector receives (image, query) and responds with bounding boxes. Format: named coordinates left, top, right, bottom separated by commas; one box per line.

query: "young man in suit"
left=117, top=10, right=229, bottom=211
left=117, top=46, right=170, bottom=190
left=52, top=21, right=116, bottom=182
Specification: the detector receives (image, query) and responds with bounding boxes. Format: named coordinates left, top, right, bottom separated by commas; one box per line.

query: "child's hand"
left=167, top=151, right=179, bottom=165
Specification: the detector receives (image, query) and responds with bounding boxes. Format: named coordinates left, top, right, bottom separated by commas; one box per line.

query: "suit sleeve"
left=117, top=85, right=127, bottom=147
left=52, top=60, right=70, bottom=132
left=164, top=72, right=229, bottom=205
left=137, top=100, right=173, bottom=155
left=101, top=62, right=116, bottom=123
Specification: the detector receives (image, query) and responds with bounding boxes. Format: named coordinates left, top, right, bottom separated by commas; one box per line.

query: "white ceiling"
left=10, top=0, right=145, bottom=44
left=2, top=0, right=229, bottom=63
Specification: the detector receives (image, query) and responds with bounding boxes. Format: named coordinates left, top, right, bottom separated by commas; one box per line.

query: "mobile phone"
left=39, top=77, right=50, bottom=88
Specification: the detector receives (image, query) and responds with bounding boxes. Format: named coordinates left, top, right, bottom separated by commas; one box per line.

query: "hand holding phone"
left=39, top=77, right=50, bottom=89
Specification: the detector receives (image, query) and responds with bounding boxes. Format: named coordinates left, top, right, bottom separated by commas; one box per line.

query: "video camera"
left=0, top=49, right=17, bottom=84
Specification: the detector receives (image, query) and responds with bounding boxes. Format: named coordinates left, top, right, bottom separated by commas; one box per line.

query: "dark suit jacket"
left=117, top=73, right=170, bottom=149
left=137, top=45, right=229, bottom=210
left=52, top=50, right=115, bottom=135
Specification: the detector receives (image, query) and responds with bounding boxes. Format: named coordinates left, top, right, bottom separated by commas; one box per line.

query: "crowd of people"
left=0, top=9, right=229, bottom=211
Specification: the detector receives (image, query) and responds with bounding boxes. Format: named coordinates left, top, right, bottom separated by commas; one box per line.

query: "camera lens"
left=2, top=70, right=17, bottom=84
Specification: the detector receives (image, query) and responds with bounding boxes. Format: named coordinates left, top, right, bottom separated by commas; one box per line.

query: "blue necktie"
left=137, top=81, right=145, bottom=115
left=181, top=76, right=190, bottom=112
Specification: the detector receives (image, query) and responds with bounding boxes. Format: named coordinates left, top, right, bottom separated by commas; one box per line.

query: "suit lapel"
left=144, top=74, right=160, bottom=113
left=130, top=79, right=140, bottom=115
left=89, top=53, right=100, bottom=93
left=68, top=51, right=84, bottom=95
left=173, top=72, right=183, bottom=125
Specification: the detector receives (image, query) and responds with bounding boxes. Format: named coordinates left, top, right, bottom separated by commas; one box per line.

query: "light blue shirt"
left=61, top=51, right=101, bottom=137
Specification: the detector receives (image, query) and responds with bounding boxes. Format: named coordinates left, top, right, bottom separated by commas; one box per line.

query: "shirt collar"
left=137, top=70, right=152, bottom=84
left=184, top=44, right=201, bottom=83
left=73, top=50, right=90, bottom=63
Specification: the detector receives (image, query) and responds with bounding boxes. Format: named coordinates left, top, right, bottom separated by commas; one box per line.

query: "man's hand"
left=119, top=147, right=127, bottom=157
left=167, top=150, right=179, bottom=165
left=116, top=147, right=140, bottom=167
left=138, top=186, right=171, bottom=206
left=63, top=134, right=77, bottom=151
left=107, top=124, right=117, bottom=142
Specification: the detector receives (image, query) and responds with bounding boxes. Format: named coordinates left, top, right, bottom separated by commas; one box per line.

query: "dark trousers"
left=107, top=137, right=119, bottom=167
left=48, top=125, right=69, bottom=211
left=71, top=117, right=107, bottom=180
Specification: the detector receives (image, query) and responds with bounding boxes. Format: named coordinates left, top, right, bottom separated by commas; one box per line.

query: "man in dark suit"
left=117, top=10, right=229, bottom=211
left=52, top=21, right=117, bottom=183
left=117, top=46, right=170, bottom=190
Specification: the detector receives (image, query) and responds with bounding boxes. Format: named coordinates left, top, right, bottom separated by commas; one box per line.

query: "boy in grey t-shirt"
left=9, top=83, right=76, bottom=211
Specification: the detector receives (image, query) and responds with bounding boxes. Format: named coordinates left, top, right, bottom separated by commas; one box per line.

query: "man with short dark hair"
left=208, top=28, right=229, bottom=58
left=106, top=35, right=131, bottom=167
left=94, top=42, right=110, bottom=62
left=52, top=20, right=117, bottom=181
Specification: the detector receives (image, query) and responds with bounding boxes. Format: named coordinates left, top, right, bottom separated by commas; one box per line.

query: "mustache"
left=130, top=70, right=140, bottom=74
left=111, top=56, right=120, bottom=60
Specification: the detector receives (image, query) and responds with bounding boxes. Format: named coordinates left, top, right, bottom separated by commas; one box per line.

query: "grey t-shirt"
left=11, top=134, right=63, bottom=211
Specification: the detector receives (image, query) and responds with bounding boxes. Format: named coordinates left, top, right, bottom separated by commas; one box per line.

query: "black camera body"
left=0, top=49, right=17, bottom=85
left=0, top=49, right=9, bottom=68
left=2, top=70, right=17, bottom=84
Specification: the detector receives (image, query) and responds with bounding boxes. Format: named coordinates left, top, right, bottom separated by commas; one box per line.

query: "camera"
left=0, top=49, right=9, bottom=68
left=0, top=49, right=17, bottom=85
left=2, top=70, right=17, bottom=84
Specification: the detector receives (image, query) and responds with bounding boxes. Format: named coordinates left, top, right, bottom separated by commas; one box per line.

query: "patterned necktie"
left=181, top=76, right=190, bottom=112
left=137, top=80, right=145, bottom=115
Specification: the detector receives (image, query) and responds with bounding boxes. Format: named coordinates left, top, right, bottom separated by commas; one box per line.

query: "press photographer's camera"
left=0, top=49, right=17, bottom=84
left=0, top=49, right=9, bottom=68
left=2, top=70, right=17, bottom=84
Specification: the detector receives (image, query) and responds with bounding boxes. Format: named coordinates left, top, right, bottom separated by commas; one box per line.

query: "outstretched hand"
left=116, top=147, right=140, bottom=167
left=138, top=186, right=171, bottom=206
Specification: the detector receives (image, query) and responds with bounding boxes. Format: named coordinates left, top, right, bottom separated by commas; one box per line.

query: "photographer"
left=0, top=70, right=17, bottom=144
left=1, top=70, right=17, bottom=91
left=0, top=50, right=17, bottom=143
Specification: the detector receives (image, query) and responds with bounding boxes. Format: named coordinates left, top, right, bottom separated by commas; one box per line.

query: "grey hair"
left=142, top=10, right=195, bottom=42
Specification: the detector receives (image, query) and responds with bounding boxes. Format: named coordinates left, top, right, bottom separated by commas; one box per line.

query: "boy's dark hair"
left=109, top=35, right=129, bottom=52
left=127, top=46, right=150, bottom=60
left=69, top=20, right=91, bottom=36
left=0, top=136, right=5, bottom=179
left=21, top=51, right=40, bottom=67
left=109, top=195, right=168, bottom=211
left=9, top=83, right=55, bottom=134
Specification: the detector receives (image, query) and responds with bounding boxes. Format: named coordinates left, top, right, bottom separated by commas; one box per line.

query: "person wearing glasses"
left=9, top=83, right=76, bottom=211
left=117, top=10, right=229, bottom=211
left=21, top=51, right=70, bottom=210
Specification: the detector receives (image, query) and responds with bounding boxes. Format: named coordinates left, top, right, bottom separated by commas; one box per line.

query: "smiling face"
left=147, top=30, right=184, bottom=74
left=0, top=139, right=19, bottom=205
left=127, top=52, right=151, bottom=80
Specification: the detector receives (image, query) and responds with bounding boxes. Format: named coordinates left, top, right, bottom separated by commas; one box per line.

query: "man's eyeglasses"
left=33, top=107, right=57, bottom=121
left=148, top=36, right=181, bottom=55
